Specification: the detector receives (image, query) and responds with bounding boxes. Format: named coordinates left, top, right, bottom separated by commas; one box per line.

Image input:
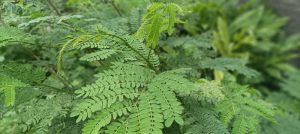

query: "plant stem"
left=111, top=0, right=122, bottom=17
left=23, top=47, right=74, bottom=90
left=48, top=66, right=74, bottom=90
left=37, top=83, right=74, bottom=94
left=46, top=0, right=61, bottom=16
left=99, top=30, right=157, bottom=72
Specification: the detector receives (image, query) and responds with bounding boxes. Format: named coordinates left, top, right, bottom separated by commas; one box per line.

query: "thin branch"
left=111, top=0, right=122, bottom=17
left=147, top=49, right=152, bottom=61
left=22, top=47, right=75, bottom=90
left=46, top=0, right=61, bottom=16
left=36, top=83, right=74, bottom=94
left=23, top=46, right=41, bottom=60
left=98, top=30, right=157, bottom=72
left=48, top=66, right=74, bottom=90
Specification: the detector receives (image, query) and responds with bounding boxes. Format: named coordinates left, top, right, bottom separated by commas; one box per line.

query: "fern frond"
left=17, top=14, right=82, bottom=28
left=0, top=75, right=27, bottom=106
left=58, top=26, right=160, bottom=72
left=105, top=93, right=165, bottom=134
left=215, top=83, right=276, bottom=133
left=136, top=2, right=183, bottom=48
left=184, top=108, right=229, bottom=134
left=166, top=3, right=178, bottom=34
left=79, top=49, right=118, bottom=61
left=231, top=113, right=258, bottom=134
left=76, top=41, right=111, bottom=50
left=3, top=86, right=16, bottom=107
left=145, top=13, right=164, bottom=49
left=105, top=117, right=130, bottom=134
left=244, top=98, right=276, bottom=122
left=18, top=16, right=56, bottom=28
left=82, top=102, right=132, bottom=134
left=130, top=93, right=164, bottom=134
left=0, top=62, right=45, bottom=84
left=148, top=84, right=184, bottom=127
left=194, top=79, right=225, bottom=104
left=231, top=114, right=249, bottom=134
left=129, top=38, right=160, bottom=68
left=152, top=68, right=225, bottom=104
left=151, top=69, right=197, bottom=95
left=0, top=62, right=45, bottom=107
left=216, top=99, right=240, bottom=126
left=71, top=88, right=138, bottom=122
left=201, top=57, right=259, bottom=78
left=75, top=63, right=155, bottom=98
left=280, top=71, right=300, bottom=100
left=71, top=60, right=199, bottom=134
left=247, top=115, right=259, bottom=134
left=0, top=26, right=34, bottom=47
left=18, top=94, right=74, bottom=133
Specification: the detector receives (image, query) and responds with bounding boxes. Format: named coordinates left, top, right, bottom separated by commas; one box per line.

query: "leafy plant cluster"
left=0, top=0, right=299, bottom=134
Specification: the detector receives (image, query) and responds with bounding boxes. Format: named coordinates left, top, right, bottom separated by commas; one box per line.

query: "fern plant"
left=66, top=31, right=199, bottom=134
left=215, top=82, right=276, bottom=134
left=71, top=60, right=242, bottom=134
left=56, top=2, right=205, bottom=134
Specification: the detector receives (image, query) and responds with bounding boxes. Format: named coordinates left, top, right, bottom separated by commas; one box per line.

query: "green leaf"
left=146, top=13, right=164, bottom=49
left=230, top=6, right=264, bottom=32
left=231, top=114, right=248, bottom=134
left=0, top=75, right=27, bottom=106
left=0, top=26, right=35, bottom=47
left=80, top=49, right=117, bottom=61
left=165, top=117, right=174, bottom=127
left=217, top=17, right=230, bottom=47
left=175, top=116, right=184, bottom=125
left=3, top=86, right=15, bottom=106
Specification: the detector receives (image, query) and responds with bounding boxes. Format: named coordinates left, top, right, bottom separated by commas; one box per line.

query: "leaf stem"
left=111, top=0, right=122, bottom=17
left=37, top=83, right=74, bottom=94
left=98, top=30, right=157, bottom=72
left=48, top=66, right=74, bottom=90
left=46, top=0, right=61, bottom=16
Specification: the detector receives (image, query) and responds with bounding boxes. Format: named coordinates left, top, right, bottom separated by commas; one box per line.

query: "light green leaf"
left=174, top=116, right=184, bottom=125
left=165, top=117, right=174, bottom=127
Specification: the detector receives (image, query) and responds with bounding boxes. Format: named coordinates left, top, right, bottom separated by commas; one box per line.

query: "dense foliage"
left=1, top=0, right=299, bottom=134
